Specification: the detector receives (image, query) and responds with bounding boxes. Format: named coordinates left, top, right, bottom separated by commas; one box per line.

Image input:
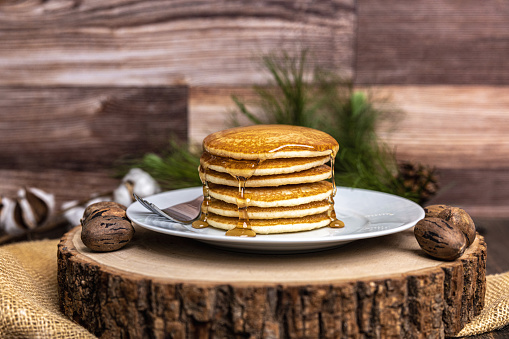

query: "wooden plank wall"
left=1, top=0, right=508, bottom=217
left=355, top=0, right=509, bottom=217
left=0, top=0, right=355, bottom=209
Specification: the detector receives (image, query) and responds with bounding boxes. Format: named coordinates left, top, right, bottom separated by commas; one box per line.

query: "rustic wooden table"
left=465, top=218, right=509, bottom=339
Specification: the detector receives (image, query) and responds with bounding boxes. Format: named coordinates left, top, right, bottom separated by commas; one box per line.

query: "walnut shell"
left=423, top=204, right=449, bottom=218
left=83, top=206, right=127, bottom=226
left=414, top=217, right=467, bottom=261
left=83, top=201, right=127, bottom=220
left=81, top=201, right=133, bottom=252
left=438, top=207, right=476, bottom=246
left=81, top=215, right=134, bottom=252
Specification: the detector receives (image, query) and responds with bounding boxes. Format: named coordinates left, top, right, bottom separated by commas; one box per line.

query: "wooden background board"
left=2, top=0, right=509, bottom=218
left=355, top=0, right=509, bottom=85
left=0, top=0, right=355, bottom=86
left=0, top=86, right=188, bottom=171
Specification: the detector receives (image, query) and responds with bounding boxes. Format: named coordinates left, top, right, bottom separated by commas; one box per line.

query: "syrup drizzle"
left=224, top=176, right=256, bottom=237
left=192, top=171, right=211, bottom=229
left=268, top=144, right=315, bottom=153
left=196, top=143, right=344, bottom=236
left=328, top=155, right=345, bottom=228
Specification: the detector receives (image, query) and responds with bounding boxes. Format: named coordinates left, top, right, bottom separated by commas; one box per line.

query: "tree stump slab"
left=57, top=225, right=486, bottom=338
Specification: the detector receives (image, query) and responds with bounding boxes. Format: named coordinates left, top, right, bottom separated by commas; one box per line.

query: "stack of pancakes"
left=198, top=124, right=340, bottom=235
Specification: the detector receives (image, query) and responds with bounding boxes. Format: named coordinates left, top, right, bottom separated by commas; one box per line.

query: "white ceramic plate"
left=127, top=186, right=424, bottom=253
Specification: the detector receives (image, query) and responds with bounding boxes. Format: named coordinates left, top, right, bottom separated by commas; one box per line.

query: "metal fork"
left=133, top=193, right=203, bottom=224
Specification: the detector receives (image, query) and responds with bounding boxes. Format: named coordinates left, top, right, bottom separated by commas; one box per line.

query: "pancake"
left=200, top=165, right=331, bottom=187
left=193, top=124, right=342, bottom=236
left=206, top=212, right=331, bottom=234
left=206, top=199, right=330, bottom=219
left=207, top=182, right=333, bottom=208
left=200, top=152, right=330, bottom=176
left=203, top=125, right=339, bottom=160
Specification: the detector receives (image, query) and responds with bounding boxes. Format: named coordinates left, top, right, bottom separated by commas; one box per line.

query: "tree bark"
left=58, top=225, right=486, bottom=338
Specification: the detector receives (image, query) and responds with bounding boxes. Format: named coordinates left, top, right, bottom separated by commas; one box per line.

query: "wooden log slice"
left=57, top=225, right=486, bottom=338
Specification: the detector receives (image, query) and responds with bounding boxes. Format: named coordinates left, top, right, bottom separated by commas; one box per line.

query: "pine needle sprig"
left=126, top=139, right=201, bottom=191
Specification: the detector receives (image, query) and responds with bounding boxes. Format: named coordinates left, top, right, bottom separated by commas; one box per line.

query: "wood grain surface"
left=372, top=86, right=509, bottom=169
left=0, top=86, right=187, bottom=171
left=355, top=0, right=509, bottom=84
left=190, top=86, right=509, bottom=169
left=0, top=0, right=355, bottom=87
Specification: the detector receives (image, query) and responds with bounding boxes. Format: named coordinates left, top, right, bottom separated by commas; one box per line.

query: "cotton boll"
left=113, top=183, right=133, bottom=207
left=62, top=197, right=113, bottom=227
left=61, top=200, right=85, bottom=227
left=0, top=197, right=25, bottom=236
left=17, top=187, right=55, bottom=230
left=113, top=168, right=161, bottom=206
left=123, top=168, right=161, bottom=197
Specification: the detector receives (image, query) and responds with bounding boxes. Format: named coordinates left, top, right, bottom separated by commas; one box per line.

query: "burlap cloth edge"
left=1, top=239, right=507, bottom=338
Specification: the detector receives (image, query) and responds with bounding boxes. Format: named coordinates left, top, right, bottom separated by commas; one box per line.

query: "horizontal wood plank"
left=189, top=87, right=256, bottom=145
left=0, top=0, right=355, bottom=86
left=356, top=0, right=509, bottom=84
left=475, top=218, right=509, bottom=274
left=372, top=86, right=509, bottom=169
left=428, top=168, right=509, bottom=218
left=0, top=86, right=187, bottom=171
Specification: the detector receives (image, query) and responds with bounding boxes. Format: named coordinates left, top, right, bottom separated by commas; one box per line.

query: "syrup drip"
left=328, top=155, right=345, bottom=228
left=225, top=176, right=256, bottom=237
left=192, top=170, right=211, bottom=229
left=198, top=152, right=261, bottom=236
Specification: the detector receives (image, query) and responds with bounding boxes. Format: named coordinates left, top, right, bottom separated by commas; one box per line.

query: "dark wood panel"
left=464, top=219, right=509, bottom=339
left=474, top=218, right=509, bottom=275
left=427, top=168, right=509, bottom=218
left=355, top=0, right=509, bottom=84
left=0, top=0, right=355, bottom=86
left=0, top=86, right=187, bottom=171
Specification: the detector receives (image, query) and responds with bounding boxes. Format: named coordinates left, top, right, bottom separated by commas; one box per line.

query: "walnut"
left=81, top=201, right=134, bottom=252
left=423, top=204, right=448, bottom=218
left=83, top=201, right=127, bottom=221
left=438, top=206, right=476, bottom=246
left=414, top=217, right=467, bottom=260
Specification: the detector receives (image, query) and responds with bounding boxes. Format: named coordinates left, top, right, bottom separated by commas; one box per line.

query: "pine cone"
left=397, top=161, right=440, bottom=205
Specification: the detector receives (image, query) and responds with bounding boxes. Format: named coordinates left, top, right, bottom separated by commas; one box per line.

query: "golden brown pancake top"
left=203, top=125, right=339, bottom=160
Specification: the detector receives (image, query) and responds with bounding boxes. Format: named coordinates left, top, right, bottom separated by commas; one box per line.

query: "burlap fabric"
left=0, top=239, right=95, bottom=338
left=0, top=239, right=508, bottom=338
